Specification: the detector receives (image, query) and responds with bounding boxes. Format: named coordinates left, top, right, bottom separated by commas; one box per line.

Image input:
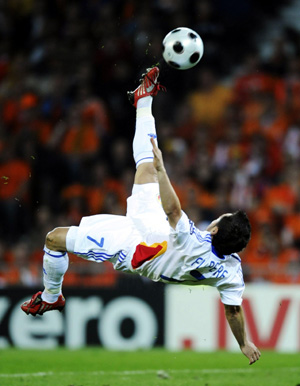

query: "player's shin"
left=133, top=96, right=157, bottom=167
left=42, top=246, right=69, bottom=303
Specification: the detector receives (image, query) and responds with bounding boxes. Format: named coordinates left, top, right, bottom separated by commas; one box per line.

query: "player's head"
left=207, top=210, right=251, bottom=255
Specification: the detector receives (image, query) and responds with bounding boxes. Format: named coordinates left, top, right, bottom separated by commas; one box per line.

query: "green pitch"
left=1, top=348, right=299, bottom=386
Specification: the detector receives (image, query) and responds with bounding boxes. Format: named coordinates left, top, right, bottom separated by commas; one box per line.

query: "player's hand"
left=151, top=137, right=165, bottom=172
left=240, top=340, right=261, bottom=365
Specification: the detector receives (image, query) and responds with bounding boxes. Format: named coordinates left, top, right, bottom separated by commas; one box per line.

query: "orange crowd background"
left=0, top=0, right=299, bottom=287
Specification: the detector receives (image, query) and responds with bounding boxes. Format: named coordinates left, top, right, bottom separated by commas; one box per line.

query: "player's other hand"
left=241, top=340, right=261, bottom=365
left=151, top=137, right=165, bottom=173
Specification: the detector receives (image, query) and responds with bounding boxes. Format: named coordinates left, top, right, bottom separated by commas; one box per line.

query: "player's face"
left=206, top=213, right=232, bottom=232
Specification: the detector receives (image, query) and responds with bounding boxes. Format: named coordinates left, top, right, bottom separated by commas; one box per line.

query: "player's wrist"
left=239, top=338, right=249, bottom=349
left=156, top=165, right=166, bottom=173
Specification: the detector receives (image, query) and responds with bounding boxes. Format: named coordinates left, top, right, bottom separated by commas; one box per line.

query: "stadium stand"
left=0, top=0, right=299, bottom=287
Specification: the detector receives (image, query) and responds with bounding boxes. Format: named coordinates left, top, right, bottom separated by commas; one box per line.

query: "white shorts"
left=66, top=183, right=170, bottom=270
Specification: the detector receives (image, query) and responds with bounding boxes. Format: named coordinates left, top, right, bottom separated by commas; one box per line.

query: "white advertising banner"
left=165, top=284, right=300, bottom=352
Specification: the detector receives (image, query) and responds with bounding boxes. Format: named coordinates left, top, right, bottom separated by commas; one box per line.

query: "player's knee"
left=134, top=162, right=157, bottom=184
left=45, top=228, right=67, bottom=251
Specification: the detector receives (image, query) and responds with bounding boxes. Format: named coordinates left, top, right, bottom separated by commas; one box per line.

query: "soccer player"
left=21, top=67, right=261, bottom=365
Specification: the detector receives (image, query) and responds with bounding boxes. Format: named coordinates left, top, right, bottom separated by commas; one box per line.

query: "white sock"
left=133, top=96, right=158, bottom=168
left=42, top=246, right=69, bottom=303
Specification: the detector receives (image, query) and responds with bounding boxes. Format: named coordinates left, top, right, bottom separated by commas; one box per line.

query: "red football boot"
left=21, top=291, right=65, bottom=316
left=127, top=66, right=166, bottom=108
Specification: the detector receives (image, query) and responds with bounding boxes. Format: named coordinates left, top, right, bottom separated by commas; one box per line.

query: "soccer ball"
left=162, top=27, right=204, bottom=70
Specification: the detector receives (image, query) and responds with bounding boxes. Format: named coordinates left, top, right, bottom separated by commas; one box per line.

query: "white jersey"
left=67, top=183, right=245, bottom=306
left=121, top=211, right=245, bottom=306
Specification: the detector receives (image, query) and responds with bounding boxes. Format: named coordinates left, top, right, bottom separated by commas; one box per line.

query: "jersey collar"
left=211, top=245, right=225, bottom=260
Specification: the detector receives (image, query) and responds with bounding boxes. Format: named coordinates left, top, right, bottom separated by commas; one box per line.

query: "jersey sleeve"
left=169, top=210, right=191, bottom=245
left=217, top=284, right=245, bottom=306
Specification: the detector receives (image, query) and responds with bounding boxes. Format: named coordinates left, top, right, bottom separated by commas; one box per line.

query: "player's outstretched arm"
left=224, top=304, right=261, bottom=365
left=151, top=137, right=182, bottom=229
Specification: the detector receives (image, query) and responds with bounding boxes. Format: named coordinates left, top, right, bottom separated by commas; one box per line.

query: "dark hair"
left=211, top=210, right=251, bottom=255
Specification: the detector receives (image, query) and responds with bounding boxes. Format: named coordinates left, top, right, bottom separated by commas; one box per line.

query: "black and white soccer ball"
left=162, top=27, right=204, bottom=70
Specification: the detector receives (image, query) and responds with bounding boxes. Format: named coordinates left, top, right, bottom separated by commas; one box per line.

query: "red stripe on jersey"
left=131, top=241, right=167, bottom=269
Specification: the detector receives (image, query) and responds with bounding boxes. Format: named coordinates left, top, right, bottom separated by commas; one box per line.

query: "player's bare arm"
left=224, top=304, right=261, bottom=365
left=151, top=137, right=182, bottom=229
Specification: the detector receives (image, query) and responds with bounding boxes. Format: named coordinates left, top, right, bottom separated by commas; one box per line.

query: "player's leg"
left=126, top=68, right=169, bottom=237
left=42, top=227, right=69, bottom=301
left=21, top=212, right=141, bottom=317
left=21, top=227, right=70, bottom=316
left=128, top=66, right=166, bottom=185
left=133, top=95, right=158, bottom=185
left=45, top=227, right=69, bottom=251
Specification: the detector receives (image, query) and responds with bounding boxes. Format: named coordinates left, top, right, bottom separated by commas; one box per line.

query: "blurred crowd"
left=0, top=0, right=299, bottom=287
